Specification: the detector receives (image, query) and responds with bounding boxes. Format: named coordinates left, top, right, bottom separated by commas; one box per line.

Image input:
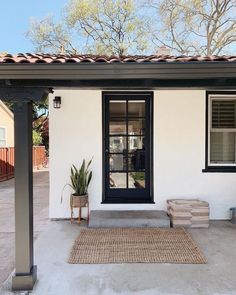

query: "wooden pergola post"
left=0, top=87, right=51, bottom=291
left=11, top=100, right=36, bottom=291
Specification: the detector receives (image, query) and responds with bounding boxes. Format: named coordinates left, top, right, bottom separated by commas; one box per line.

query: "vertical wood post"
left=6, top=147, right=9, bottom=180
left=12, top=100, right=37, bottom=291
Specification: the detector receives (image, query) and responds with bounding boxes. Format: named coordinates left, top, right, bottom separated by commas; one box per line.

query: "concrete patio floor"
left=0, top=171, right=49, bottom=286
left=1, top=219, right=236, bottom=295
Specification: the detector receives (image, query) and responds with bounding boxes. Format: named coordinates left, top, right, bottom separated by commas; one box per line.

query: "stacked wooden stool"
left=167, top=199, right=209, bottom=228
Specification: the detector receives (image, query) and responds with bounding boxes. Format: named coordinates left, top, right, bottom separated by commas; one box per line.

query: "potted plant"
left=61, top=159, right=92, bottom=223
left=70, top=158, right=92, bottom=204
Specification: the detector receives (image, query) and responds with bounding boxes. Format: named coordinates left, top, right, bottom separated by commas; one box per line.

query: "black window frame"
left=203, top=91, right=236, bottom=173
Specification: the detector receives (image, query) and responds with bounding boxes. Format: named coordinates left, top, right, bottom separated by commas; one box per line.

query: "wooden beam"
left=2, top=78, right=236, bottom=89
left=0, top=87, right=52, bottom=102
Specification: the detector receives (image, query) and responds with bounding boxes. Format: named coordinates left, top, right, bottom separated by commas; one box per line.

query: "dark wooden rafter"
left=0, top=87, right=53, bottom=102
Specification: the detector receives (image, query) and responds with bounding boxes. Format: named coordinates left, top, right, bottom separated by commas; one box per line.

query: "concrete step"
left=89, top=210, right=170, bottom=228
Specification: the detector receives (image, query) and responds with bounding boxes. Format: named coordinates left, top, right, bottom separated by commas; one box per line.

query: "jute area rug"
left=68, top=227, right=206, bottom=264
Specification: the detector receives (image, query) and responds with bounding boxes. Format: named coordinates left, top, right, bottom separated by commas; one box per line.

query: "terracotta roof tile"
left=0, top=53, right=236, bottom=64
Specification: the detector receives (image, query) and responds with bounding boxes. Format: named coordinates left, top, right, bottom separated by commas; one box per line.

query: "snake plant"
left=61, top=158, right=92, bottom=203
left=70, top=159, right=92, bottom=195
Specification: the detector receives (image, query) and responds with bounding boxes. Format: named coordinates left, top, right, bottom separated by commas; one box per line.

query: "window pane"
left=110, top=136, right=126, bottom=153
left=0, top=128, right=5, bottom=140
left=128, top=118, right=145, bottom=135
left=109, top=101, right=126, bottom=117
left=110, top=173, right=126, bottom=188
left=128, top=101, right=145, bottom=117
left=109, top=119, right=126, bottom=135
left=0, top=140, right=6, bottom=147
left=128, top=136, right=144, bottom=152
left=129, top=172, right=145, bottom=189
left=109, top=154, right=126, bottom=171
left=210, top=131, right=235, bottom=163
left=128, top=152, right=145, bottom=171
left=212, top=100, right=236, bottom=128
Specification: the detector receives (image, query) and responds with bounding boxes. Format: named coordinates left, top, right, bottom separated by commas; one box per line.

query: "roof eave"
left=0, top=62, right=236, bottom=80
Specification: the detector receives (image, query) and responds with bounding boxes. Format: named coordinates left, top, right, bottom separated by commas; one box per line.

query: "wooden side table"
left=70, top=194, right=89, bottom=224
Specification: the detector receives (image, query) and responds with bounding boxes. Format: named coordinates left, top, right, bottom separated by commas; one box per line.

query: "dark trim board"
left=3, top=78, right=236, bottom=89
left=101, top=200, right=155, bottom=204
left=204, top=91, right=209, bottom=170
left=1, top=62, right=236, bottom=80
left=203, top=90, right=236, bottom=173
left=102, top=91, right=154, bottom=204
left=0, top=87, right=52, bottom=102
left=202, top=167, right=236, bottom=173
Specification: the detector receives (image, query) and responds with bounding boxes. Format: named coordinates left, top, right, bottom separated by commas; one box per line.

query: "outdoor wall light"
left=53, top=96, right=61, bottom=109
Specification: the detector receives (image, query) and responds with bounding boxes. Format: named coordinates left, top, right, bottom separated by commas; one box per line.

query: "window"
left=208, top=93, right=236, bottom=169
left=0, top=127, right=6, bottom=147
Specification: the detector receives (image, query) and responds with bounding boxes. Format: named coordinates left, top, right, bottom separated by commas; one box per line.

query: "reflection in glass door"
left=103, top=93, right=153, bottom=203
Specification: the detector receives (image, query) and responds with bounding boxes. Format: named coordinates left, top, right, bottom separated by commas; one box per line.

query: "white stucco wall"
left=49, top=89, right=236, bottom=220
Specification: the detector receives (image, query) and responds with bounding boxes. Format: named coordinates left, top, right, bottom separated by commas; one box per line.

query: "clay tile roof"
left=0, top=53, right=236, bottom=64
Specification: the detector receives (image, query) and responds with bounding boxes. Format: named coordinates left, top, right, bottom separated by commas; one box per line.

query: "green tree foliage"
left=32, top=129, right=43, bottom=146
left=27, top=0, right=149, bottom=55
left=27, top=0, right=236, bottom=55
left=149, top=0, right=236, bottom=55
left=27, top=16, right=77, bottom=54
left=66, top=0, right=148, bottom=55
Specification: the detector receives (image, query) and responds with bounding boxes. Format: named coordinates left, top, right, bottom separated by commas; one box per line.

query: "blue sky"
left=0, top=0, right=68, bottom=53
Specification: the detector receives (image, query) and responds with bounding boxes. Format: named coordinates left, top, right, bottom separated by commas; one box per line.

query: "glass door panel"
left=128, top=136, right=144, bottom=152
left=129, top=172, right=145, bottom=189
left=109, top=154, right=126, bottom=171
left=104, top=94, right=152, bottom=203
left=110, top=100, right=126, bottom=117
left=109, top=136, right=126, bottom=153
left=128, top=100, right=145, bottom=117
left=110, top=173, right=127, bottom=188
left=110, top=119, right=126, bottom=135
left=128, top=152, right=145, bottom=171
left=128, top=118, right=145, bottom=135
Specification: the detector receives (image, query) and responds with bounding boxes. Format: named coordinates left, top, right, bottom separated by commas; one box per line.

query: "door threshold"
left=89, top=210, right=170, bottom=228
left=101, top=200, right=155, bottom=204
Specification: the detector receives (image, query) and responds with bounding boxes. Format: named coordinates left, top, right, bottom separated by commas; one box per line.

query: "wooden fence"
left=0, top=147, right=14, bottom=181
left=0, top=146, right=46, bottom=182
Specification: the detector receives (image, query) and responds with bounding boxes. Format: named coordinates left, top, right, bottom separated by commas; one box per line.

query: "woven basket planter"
left=70, top=194, right=88, bottom=208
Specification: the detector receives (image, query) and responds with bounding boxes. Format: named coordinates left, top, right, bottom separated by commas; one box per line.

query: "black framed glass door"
left=102, top=92, right=153, bottom=203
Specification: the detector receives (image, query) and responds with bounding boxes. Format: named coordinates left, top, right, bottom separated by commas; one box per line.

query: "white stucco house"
left=0, top=53, right=236, bottom=290
left=49, top=88, right=236, bottom=220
